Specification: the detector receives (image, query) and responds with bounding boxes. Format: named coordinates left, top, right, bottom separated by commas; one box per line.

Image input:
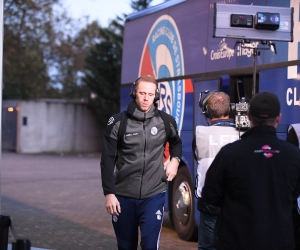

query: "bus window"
left=230, top=74, right=258, bottom=103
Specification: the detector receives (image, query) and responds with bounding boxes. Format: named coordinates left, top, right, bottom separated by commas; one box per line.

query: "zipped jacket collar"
left=127, top=101, right=156, bottom=121
left=241, top=125, right=277, bottom=139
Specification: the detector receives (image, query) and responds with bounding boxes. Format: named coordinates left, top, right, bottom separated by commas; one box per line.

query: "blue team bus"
left=120, top=0, right=300, bottom=241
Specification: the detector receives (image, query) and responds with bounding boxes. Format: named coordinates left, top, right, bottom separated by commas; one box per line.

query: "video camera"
left=230, top=97, right=250, bottom=129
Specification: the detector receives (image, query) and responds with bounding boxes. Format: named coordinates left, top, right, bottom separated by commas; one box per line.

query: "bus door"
left=229, top=74, right=256, bottom=104
left=259, top=67, right=300, bottom=140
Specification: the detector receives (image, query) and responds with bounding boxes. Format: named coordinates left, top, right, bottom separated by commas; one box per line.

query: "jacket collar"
left=241, top=125, right=277, bottom=139
left=211, top=119, right=235, bottom=127
left=127, top=101, right=156, bottom=121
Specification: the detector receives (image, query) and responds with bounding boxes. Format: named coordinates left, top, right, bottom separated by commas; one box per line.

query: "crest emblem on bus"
left=139, top=15, right=185, bottom=135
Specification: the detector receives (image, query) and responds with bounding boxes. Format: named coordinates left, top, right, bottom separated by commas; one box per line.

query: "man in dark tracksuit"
left=200, top=92, right=300, bottom=250
left=101, top=75, right=182, bottom=250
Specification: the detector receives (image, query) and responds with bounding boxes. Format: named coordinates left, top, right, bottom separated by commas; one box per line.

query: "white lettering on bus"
left=210, top=49, right=234, bottom=60
left=286, top=87, right=300, bottom=106
left=175, top=80, right=182, bottom=123
left=236, top=42, right=259, bottom=58
left=152, top=26, right=165, bottom=43
left=152, top=26, right=176, bottom=51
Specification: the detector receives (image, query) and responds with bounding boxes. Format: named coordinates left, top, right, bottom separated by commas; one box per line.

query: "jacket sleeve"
left=286, top=126, right=299, bottom=147
left=100, top=115, right=119, bottom=196
left=167, top=115, right=182, bottom=160
left=199, top=148, right=226, bottom=214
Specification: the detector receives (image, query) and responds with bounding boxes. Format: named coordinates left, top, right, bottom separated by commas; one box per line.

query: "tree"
left=3, top=0, right=161, bottom=102
left=51, top=20, right=102, bottom=99
left=131, top=0, right=153, bottom=11
left=83, top=17, right=124, bottom=128
left=3, top=28, right=51, bottom=99
left=83, top=1, right=155, bottom=128
left=3, top=0, right=61, bottom=99
left=3, top=0, right=101, bottom=100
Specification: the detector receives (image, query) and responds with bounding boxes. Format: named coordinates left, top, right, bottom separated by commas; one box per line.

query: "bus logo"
left=210, top=38, right=235, bottom=60
left=139, top=15, right=185, bottom=134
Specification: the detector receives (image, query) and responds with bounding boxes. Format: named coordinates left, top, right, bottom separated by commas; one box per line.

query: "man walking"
left=100, top=75, right=182, bottom=250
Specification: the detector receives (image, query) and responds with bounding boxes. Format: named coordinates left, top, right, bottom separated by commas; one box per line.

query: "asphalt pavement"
left=0, top=152, right=197, bottom=250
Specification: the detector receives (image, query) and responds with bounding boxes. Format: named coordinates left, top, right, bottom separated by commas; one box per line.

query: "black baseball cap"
left=249, top=92, right=280, bottom=119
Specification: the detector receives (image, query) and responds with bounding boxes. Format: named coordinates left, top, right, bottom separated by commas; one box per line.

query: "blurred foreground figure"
left=200, top=92, right=300, bottom=250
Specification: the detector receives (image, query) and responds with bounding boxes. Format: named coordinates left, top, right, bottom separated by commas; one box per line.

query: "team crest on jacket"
left=139, top=15, right=185, bottom=135
left=107, top=117, right=114, bottom=126
left=151, top=126, right=158, bottom=135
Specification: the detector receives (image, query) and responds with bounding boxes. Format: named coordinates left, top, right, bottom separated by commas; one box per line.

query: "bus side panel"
left=207, top=0, right=291, bottom=69
left=122, top=0, right=293, bottom=85
left=260, top=66, right=300, bottom=139
left=122, top=16, right=156, bottom=83
left=181, top=89, right=194, bottom=195
left=182, top=92, right=193, bottom=131
left=122, top=0, right=211, bottom=84
left=120, top=85, right=132, bottom=112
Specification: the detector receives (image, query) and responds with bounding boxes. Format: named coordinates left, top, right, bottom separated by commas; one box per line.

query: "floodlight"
left=214, top=3, right=293, bottom=42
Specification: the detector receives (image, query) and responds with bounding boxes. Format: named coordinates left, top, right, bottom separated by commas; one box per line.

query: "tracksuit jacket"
left=200, top=125, right=300, bottom=250
left=101, top=101, right=182, bottom=199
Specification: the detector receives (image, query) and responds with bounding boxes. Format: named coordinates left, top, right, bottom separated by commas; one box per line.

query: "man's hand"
left=164, top=157, right=179, bottom=181
left=105, top=194, right=121, bottom=216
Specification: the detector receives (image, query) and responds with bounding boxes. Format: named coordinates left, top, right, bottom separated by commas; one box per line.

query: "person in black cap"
left=199, top=92, right=300, bottom=250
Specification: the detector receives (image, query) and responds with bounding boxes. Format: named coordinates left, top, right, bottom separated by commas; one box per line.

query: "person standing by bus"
left=286, top=124, right=300, bottom=250
left=100, top=75, right=182, bottom=250
left=200, top=92, right=300, bottom=250
left=193, top=91, right=241, bottom=250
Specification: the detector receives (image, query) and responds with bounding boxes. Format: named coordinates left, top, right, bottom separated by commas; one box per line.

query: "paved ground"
left=0, top=152, right=197, bottom=250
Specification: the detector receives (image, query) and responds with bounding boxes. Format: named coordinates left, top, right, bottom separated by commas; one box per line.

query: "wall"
left=4, top=100, right=103, bottom=154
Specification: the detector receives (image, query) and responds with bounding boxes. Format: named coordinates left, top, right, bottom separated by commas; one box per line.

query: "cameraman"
left=193, top=91, right=242, bottom=250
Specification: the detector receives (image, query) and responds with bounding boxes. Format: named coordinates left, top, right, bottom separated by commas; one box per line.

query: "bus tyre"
left=171, top=166, right=198, bottom=241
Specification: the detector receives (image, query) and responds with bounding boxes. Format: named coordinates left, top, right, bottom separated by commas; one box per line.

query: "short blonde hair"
left=207, top=92, right=230, bottom=118
left=135, top=75, right=157, bottom=88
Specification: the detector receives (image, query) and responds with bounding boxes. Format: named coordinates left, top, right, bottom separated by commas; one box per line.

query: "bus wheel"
left=171, top=166, right=198, bottom=241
